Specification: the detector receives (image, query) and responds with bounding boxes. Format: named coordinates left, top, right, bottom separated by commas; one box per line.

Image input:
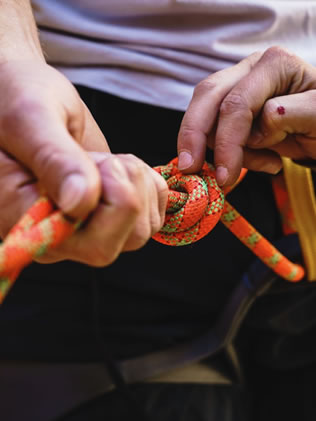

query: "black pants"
left=60, top=87, right=316, bottom=420
left=2, top=86, right=316, bottom=421
left=62, top=383, right=247, bottom=421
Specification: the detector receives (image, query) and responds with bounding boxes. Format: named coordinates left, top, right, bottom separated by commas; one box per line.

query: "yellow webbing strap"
left=282, top=157, right=316, bottom=281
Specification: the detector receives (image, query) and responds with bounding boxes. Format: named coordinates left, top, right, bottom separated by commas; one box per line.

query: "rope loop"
left=152, top=158, right=225, bottom=246
left=0, top=157, right=306, bottom=304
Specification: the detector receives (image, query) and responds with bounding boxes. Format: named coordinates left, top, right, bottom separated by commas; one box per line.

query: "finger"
left=214, top=47, right=307, bottom=186
left=113, top=155, right=168, bottom=249
left=242, top=148, right=282, bottom=174
left=1, top=102, right=101, bottom=219
left=177, top=52, right=262, bottom=173
left=37, top=155, right=140, bottom=265
left=90, top=153, right=168, bottom=228
left=134, top=164, right=168, bottom=239
left=248, top=90, right=316, bottom=159
left=268, top=136, right=311, bottom=160
left=147, top=167, right=169, bottom=232
left=0, top=150, right=39, bottom=238
left=114, top=154, right=152, bottom=251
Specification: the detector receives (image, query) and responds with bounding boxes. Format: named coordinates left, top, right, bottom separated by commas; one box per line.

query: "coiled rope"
left=0, top=158, right=304, bottom=304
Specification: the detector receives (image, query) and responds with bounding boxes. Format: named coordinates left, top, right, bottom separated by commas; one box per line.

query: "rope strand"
left=0, top=158, right=305, bottom=304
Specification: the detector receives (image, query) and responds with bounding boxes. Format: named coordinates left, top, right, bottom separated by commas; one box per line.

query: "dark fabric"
left=236, top=234, right=316, bottom=372
left=0, top=86, right=282, bottom=363
left=241, top=280, right=316, bottom=370
left=3, top=86, right=314, bottom=421
left=60, top=382, right=247, bottom=421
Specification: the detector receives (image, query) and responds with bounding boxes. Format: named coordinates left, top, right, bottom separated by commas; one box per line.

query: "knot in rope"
left=151, top=158, right=304, bottom=283
left=153, top=158, right=224, bottom=246
left=0, top=157, right=305, bottom=304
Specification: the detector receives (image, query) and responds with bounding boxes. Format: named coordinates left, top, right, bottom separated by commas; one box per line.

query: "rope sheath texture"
left=0, top=158, right=304, bottom=304
left=153, top=158, right=304, bottom=281
left=153, top=159, right=225, bottom=245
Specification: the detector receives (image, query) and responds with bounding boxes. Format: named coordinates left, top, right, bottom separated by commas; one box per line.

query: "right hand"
left=35, top=152, right=168, bottom=265
left=0, top=61, right=168, bottom=265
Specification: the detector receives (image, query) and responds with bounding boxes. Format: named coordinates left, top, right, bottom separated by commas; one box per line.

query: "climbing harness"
left=281, top=157, right=316, bottom=281
left=0, top=157, right=306, bottom=304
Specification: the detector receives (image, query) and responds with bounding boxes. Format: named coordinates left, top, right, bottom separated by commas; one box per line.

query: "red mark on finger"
left=277, top=106, right=285, bottom=115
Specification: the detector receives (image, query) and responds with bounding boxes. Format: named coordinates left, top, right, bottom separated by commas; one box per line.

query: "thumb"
left=2, top=109, right=101, bottom=218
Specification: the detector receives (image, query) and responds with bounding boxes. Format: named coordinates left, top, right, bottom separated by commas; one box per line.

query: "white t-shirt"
left=32, top=0, right=316, bottom=110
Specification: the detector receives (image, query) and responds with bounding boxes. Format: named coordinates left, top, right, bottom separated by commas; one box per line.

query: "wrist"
left=0, top=0, right=45, bottom=64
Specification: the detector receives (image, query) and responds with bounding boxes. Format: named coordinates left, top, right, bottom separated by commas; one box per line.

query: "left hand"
left=0, top=151, right=168, bottom=266
left=177, top=46, right=316, bottom=186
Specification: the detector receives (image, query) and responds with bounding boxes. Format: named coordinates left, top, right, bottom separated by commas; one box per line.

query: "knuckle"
left=193, top=78, right=218, bottom=97
left=264, top=45, right=293, bottom=60
left=128, top=225, right=151, bottom=251
left=263, top=46, right=301, bottom=71
left=117, top=187, right=142, bottom=216
left=193, top=78, right=223, bottom=106
left=178, top=124, right=198, bottom=145
left=123, top=155, right=145, bottom=179
left=261, top=46, right=306, bottom=93
left=220, top=93, right=249, bottom=116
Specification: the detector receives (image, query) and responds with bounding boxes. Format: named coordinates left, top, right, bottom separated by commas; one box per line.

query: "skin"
left=0, top=1, right=168, bottom=266
left=177, top=47, right=316, bottom=186
left=2, top=4, right=315, bottom=265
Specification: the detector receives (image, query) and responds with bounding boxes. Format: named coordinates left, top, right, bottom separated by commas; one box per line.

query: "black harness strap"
left=0, top=235, right=302, bottom=421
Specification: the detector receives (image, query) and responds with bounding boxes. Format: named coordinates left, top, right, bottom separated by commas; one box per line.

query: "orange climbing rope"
left=153, top=158, right=304, bottom=281
left=0, top=157, right=305, bottom=304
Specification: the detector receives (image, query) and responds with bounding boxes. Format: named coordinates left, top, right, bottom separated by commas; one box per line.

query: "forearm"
left=0, top=0, right=44, bottom=62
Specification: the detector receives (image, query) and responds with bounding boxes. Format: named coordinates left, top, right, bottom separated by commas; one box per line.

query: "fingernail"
left=178, top=151, right=193, bottom=170
left=59, top=174, right=87, bottom=213
left=216, top=166, right=228, bottom=186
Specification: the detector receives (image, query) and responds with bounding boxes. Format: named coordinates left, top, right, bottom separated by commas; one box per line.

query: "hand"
left=0, top=151, right=168, bottom=265
left=177, top=47, right=316, bottom=186
left=0, top=59, right=109, bottom=223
